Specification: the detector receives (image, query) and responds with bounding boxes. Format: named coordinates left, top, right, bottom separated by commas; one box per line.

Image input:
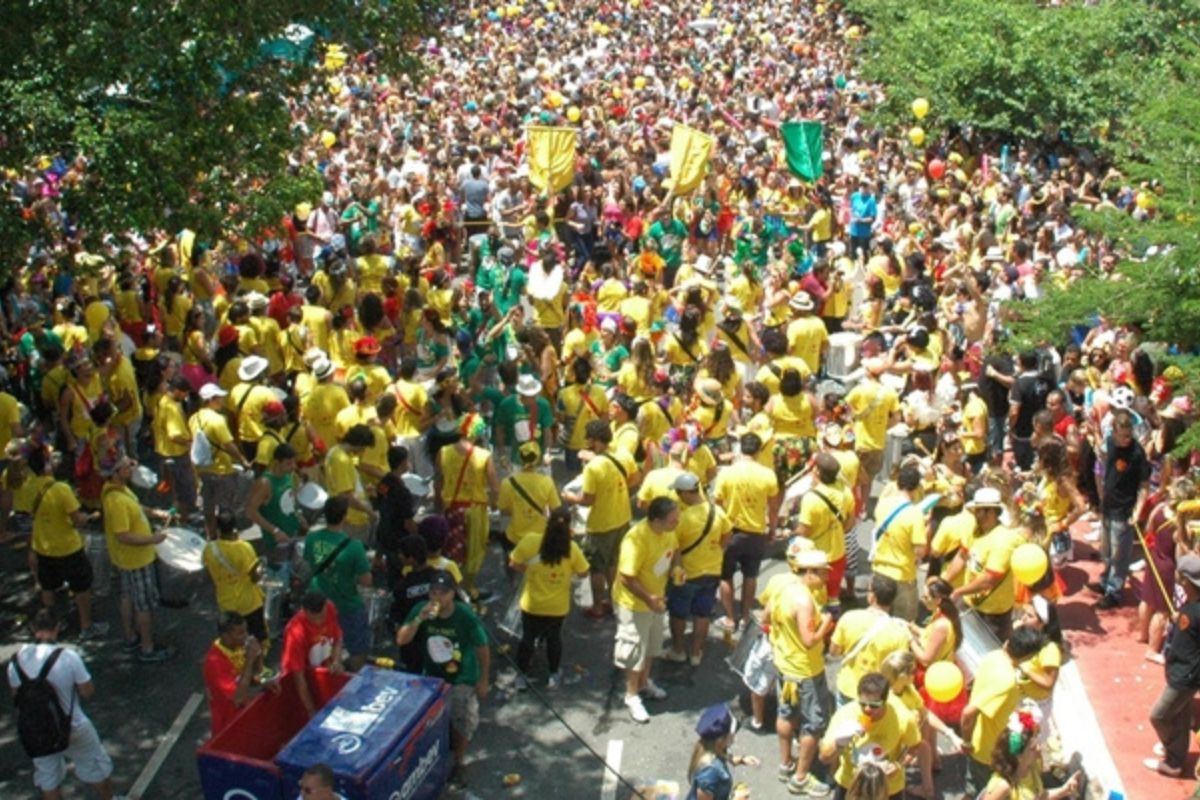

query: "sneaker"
left=137, top=646, right=177, bottom=663
left=78, top=622, right=109, bottom=641
left=625, top=694, right=650, bottom=724
left=513, top=674, right=530, bottom=692
left=749, top=718, right=766, bottom=733
left=547, top=672, right=562, bottom=690
left=777, top=762, right=798, bottom=782
left=786, top=773, right=831, bottom=796
left=1144, top=757, right=1183, bottom=778
left=663, top=648, right=688, bottom=663
left=1154, top=742, right=1166, bottom=758
left=712, top=616, right=737, bottom=633
left=641, top=679, right=668, bottom=701
left=548, top=670, right=580, bottom=689
left=1130, top=559, right=1146, bottom=572
left=689, top=652, right=703, bottom=667
left=121, top=636, right=141, bottom=654
left=1096, top=594, right=1121, bottom=610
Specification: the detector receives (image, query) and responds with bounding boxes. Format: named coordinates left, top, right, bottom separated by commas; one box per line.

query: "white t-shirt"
left=6, top=643, right=91, bottom=728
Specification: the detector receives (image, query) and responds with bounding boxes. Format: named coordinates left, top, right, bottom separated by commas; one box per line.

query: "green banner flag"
left=780, top=121, right=825, bottom=183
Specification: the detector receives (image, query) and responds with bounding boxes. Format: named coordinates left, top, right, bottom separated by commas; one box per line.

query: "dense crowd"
left=4, top=0, right=1197, bottom=799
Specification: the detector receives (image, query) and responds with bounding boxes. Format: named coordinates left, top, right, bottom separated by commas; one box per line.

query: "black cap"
left=429, top=569, right=457, bottom=592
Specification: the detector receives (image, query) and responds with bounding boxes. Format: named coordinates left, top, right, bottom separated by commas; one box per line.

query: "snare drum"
left=155, top=527, right=208, bottom=607
left=86, top=532, right=111, bottom=598
left=564, top=477, right=590, bottom=534
left=957, top=607, right=1003, bottom=680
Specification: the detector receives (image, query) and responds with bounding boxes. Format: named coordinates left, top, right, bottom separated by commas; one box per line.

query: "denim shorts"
left=776, top=673, right=831, bottom=737
left=666, top=575, right=720, bottom=619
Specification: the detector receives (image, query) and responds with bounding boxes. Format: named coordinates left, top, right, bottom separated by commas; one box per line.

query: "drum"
left=86, top=532, right=111, bottom=598
left=726, top=622, right=776, bottom=695
left=402, top=472, right=432, bottom=498
left=826, top=332, right=863, bottom=379
left=880, top=423, right=910, bottom=479
left=957, top=607, right=1003, bottom=680
left=263, top=579, right=287, bottom=639
left=155, top=527, right=208, bottom=607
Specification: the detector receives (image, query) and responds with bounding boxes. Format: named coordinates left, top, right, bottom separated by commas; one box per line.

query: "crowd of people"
left=5, top=0, right=1199, bottom=798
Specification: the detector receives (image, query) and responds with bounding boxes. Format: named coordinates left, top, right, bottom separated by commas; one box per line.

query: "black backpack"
left=11, top=647, right=74, bottom=758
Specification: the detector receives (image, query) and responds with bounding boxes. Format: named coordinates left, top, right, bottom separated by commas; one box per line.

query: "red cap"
left=263, top=400, right=286, bottom=417
left=217, top=325, right=238, bottom=347
left=354, top=336, right=381, bottom=356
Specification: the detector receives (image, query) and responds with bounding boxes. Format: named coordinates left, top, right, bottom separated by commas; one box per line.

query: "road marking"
left=599, top=738, right=623, bottom=800
left=129, top=691, right=203, bottom=800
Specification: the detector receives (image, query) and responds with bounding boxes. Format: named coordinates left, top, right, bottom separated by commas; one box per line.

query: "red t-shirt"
left=203, top=644, right=241, bottom=736
left=281, top=602, right=343, bottom=675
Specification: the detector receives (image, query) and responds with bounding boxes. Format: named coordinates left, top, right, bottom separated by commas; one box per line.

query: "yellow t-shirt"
left=713, top=460, right=778, bottom=534
left=530, top=285, right=568, bottom=330
left=664, top=334, right=708, bottom=368
left=31, top=480, right=83, bottom=557
left=636, top=466, right=684, bottom=507
left=963, top=525, right=1023, bottom=614
left=83, top=300, right=110, bottom=343
left=191, top=408, right=236, bottom=476
left=558, top=383, right=608, bottom=450
left=255, top=429, right=286, bottom=469
left=325, top=444, right=370, bottom=527
left=1019, top=641, right=1061, bottom=702
left=108, top=357, right=143, bottom=428
left=154, top=394, right=191, bottom=458
left=356, top=253, right=390, bottom=295
left=846, top=380, right=900, bottom=452
left=967, top=649, right=1020, bottom=766
left=250, top=316, right=284, bottom=376
left=786, top=316, right=828, bottom=375
left=335, top=403, right=374, bottom=442
left=344, top=363, right=392, bottom=405
left=676, top=500, right=732, bottom=579
left=511, top=534, right=590, bottom=617
left=596, top=279, right=628, bottom=312
left=580, top=450, right=635, bottom=533
left=690, top=400, right=732, bottom=442
left=498, top=471, right=561, bottom=545
left=829, top=449, right=861, bottom=490
left=300, top=305, right=332, bottom=352
left=961, top=394, right=989, bottom=457
left=203, top=539, right=265, bottom=615
left=102, top=483, right=156, bottom=570
left=228, top=383, right=274, bottom=443
left=870, top=494, right=927, bottom=583
left=302, top=383, right=351, bottom=451
left=754, top=356, right=811, bottom=395
left=770, top=392, right=816, bottom=438
left=612, top=520, right=678, bottom=612
left=392, top=380, right=428, bottom=438
left=824, top=697, right=920, bottom=795
left=830, top=608, right=911, bottom=698
left=64, top=374, right=103, bottom=442
left=798, top=484, right=849, bottom=562
left=438, top=444, right=493, bottom=506
left=931, top=511, right=976, bottom=588
left=768, top=580, right=825, bottom=680
left=0, top=392, right=22, bottom=452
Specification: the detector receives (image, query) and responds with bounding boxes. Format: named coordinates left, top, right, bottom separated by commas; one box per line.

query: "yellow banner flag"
left=668, top=124, right=715, bottom=195
left=526, top=126, right=577, bottom=194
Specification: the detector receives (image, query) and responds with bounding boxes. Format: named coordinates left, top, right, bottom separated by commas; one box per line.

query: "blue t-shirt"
left=686, top=757, right=733, bottom=800
left=849, top=191, right=877, bottom=238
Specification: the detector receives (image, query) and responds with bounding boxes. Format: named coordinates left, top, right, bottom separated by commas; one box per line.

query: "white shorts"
left=32, top=718, right=113, bottom=791
left=613, top=606, right=664, bottom=672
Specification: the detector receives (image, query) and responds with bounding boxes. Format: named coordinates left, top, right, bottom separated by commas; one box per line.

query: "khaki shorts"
left=448, top=683, right=480, bottom=741
left=857, top=448, right=884, bottom=480
left=613, top=606, right=664, bottom=672
left=583, top=524, right=630, bottom=574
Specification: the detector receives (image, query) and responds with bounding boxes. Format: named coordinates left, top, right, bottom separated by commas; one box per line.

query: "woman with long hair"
left=508, top=506, right=589, bottom=689
left=180, top=306, right=216, bottom=391
left=685, top=704, right=758, bottom=800
left=617, top=336, right=657, bottom=402
left=158, top=275, right=193, bottom=351
left=1014, top=598, right=1064, bottom=746
left=910, top=577, right=966, bottom=732
left=766, top=367, right=817, bottom=480
left=665, top=306, right=709, bottom=390
left=980, top=706, right=1081, bottom=800
left=879, top=650, right=963, bottom=800
left=698, top=343, right=742, bottom=413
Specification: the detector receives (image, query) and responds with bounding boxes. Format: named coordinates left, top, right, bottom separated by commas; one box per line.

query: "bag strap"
left=285, top=421, right=302, bottom=445
left=579, top=386, right=602, bottom=419
left=30, top=481, right=55, bottom=519
left=681, top=501, right=717, bottom=556
left=206, top=540, right=241, bottom=576
left=672, top=332, right=700, bottom=363
left=809, top=489, right=843, bottom=522
left=719, top=321, right=752, bottom=359
left=313, top=536, right=352, bottom=578
left=393, top=384, right=420, bottom=417
left=508, top=476, right=547, bottom=518
left=449, top=444, right=475, bottom=503
left=234, top=384, right=258, bottom=425
left=871, top=501, right=911, bottom=545
left=842, top=611, right=896, bottom=665
left=600, top=451, right=627, bottom=480
left=701, top=401, right=726, bottom=439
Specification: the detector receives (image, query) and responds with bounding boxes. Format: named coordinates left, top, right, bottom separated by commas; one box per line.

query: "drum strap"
left=313, top=537, right=352, bottom=578
left=30, top=481, right=54, bottom=518
left=842, top=611, right=897, bottom=666
left=868, top=500, right=912, bottom=561
left=681, top=502, right=717, bottom=557
left=205, top=541, right=241, bottom=577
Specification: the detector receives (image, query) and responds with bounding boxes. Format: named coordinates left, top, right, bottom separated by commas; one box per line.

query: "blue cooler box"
left=276, top=667, right=450, bottom=800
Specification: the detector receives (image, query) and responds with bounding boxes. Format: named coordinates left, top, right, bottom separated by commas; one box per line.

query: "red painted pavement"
left=1058, top=530, right=1197, bottom=799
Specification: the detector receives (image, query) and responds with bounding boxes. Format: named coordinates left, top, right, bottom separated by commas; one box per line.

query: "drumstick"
left=1133, top=522, right=1176, bottom=617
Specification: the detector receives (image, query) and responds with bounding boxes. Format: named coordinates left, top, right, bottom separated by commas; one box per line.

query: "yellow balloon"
left=1011, top=543, right=1049, bottom=586
left=911, top=97, right=930, bottom=120
left=1136, top=191, right=1155, bottom=210
left=547, top=91, right=563, bottom=108
left=612, top=87, right=623, bottom=100
left=534, top=17, right=545, bottom=29
left=634, top=76, right=647, bottom=90
left=845, top=25, right=862, bottom=40
left=567, top=106, right=581, bottom=122
left=545, top=1, right=555, bottom=10
left=924, top=662, right=964, bottom=703
left=320, top=131, right=337, bottom=149
left=679, top=77, right=692, bottom=91
left=723, top=23, right=735, bottom=35
left=908, top=126, right=926, bottom=147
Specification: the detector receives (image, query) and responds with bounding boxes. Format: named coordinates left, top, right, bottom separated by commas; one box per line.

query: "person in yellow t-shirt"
left=1014, top=599, right=1062, bottom=727
left=845, top=362, right=901, bottom=493
left=818, top=672, right=921, bottom=798
left=437, top=414, right=499, bottom=595
left=765, top=545, right=834, bottom=795
left=0, top=390, right=23, bottom=454
left=961, top=628, right=1045, bottom=797
left=556, top=359, right=608, bottom=474
left=154, top=376, right=198, bottom=518
left=101, top=456, right=175, bottom=662
left=509, top=507, right=590, bottom=688
left=27, top=444, right=103, bottom=636
left=325, top=425, right=379, bottom=543
left=497, top=442, right=561, bottom=549
left=302, top=358, right=350, bottom=453
left=930, top=508, right=977, bottom=588
left=390, top=360, right=431, bottom=476
left=948, top=487, right=1023, bottom=642
left=712, top=432, right=780, bottom=632
left=191, top=383, right=250, bottom=537
left=869, top=463, right=929, bottom=620
left=563, top=420, right=638, bottom=619
left=828, top=574, right=911, bottom=702
left=203, top=510, right=267, bottom=641
left=663, top=473, right=732, bottom=666
left=960, top=386, right=990, bottom=472
left=689, top=378, right=732, bottom=445
left=227, top=356, right=273, bottom=460
left=612, top=497, right=679, bottom=724
left=795, top=454, right=853, bottom=599
left=635, top=439, right=689, bottom=510
left=785, top=293, right=828, bottom=375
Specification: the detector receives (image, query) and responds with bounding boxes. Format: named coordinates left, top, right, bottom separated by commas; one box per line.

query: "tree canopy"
left=0, top=0, right=429, bottom=264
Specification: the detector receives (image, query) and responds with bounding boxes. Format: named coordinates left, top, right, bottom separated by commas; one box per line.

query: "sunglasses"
left=859, top=699, right=885, bottom=710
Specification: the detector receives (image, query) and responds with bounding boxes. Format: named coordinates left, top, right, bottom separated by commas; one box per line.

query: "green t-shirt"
left=492, top=394, right=554, bottom=458
left=590, top=341, right=629, bottom=385
left=261, top=470, right=302, bottom=546
left=648, top=218, right=688, bottom=268
left=495, top=266, right=527, bottom=314
left=303, top=528, right=370, bottom=613
left=403, top=600, right=488, bottom=685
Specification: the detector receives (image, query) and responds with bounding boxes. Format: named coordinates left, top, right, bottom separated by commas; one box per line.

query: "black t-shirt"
left=375, top=473, right=415, bottom=555
left=391, top=563, right=435, bottom=624
left=979, top=354, right=1013, bottom=417
left=1009, top=372, right=1047, bottom=437
left=1101, top=436, right=1150, bottom=516
left=1166, top=600, right=1200, bottom=690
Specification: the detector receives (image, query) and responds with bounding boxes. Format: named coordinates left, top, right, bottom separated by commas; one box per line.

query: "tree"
left=0, top=0, right=430, bottom=267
